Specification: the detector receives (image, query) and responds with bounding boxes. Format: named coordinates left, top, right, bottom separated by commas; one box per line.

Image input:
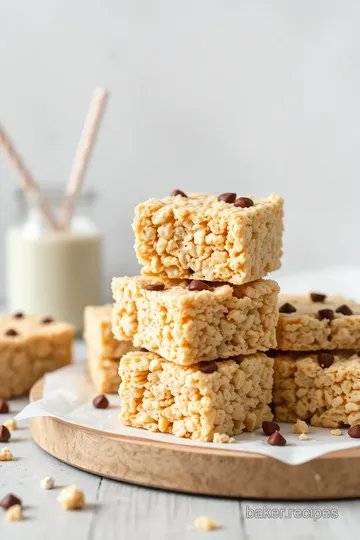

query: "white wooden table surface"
left=0, top=341, right=360, bottom=539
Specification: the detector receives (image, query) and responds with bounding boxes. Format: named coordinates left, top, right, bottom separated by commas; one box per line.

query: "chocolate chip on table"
left=13, top=312, right=24, bottom=319
left=92, top=394, right=109, bottom=409
left=0, top=399, right=9, bottom=414
left=317, top=352, right=334, bottom=369
left=335, top=304, right=353, bottom=316
left=262, top=421, right=279, bottom=436
left=348, top=425, right=360, bottom=438
left=234, top=197, right=254, bottom=208
left=199, top=361, right=218, bottom=374
left=188, top=280, right=211, bottom=292
left=0, top=494, right=22, bottom=510
left=218, top=193, right=237, bottom=204
left=0, top=425, right=11, bottom=442
left=279, top=303, right=296, bottom=314
left=318, top=309, right=334, bottom=321
left=170, top=189, right=187, bottom=197
left=310, top=292, right=326, bottom=303
left=4, top=329, right=18, bottom=337
left=267, top=431, right=286, bottom=446
left=41, top=316, right=54, bottom=324
left=145, top=284, right=165, bottom=291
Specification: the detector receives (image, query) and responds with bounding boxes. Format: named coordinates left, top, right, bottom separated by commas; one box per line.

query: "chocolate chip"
left=317, top=352, right=334, bottom=369
left=188, top=280, right=211, bottom=292
left=335, top=304, right=353, bottom=316
left=0, top=399, right=9, bottom=414
left=234, top=197, right=254, bottom=208
left=218, top=192, right=236, bottom=204
left=145, top=284, right=165, bottom=291
left=140, top=347, right=148, bottom=352
left=266, top=349, right=277, bottom=358
left=267, top=431, right=286, bottom=446
left=170, top=189, right=187, bottom=197
left=348, top=425, right=360, bottom=438
left=199, top=361, right=218, bottom=374
left=0, top=425, right=11, bottom=442
left=188, top=268, right=195, bottom=274
left=0, top=494, right=22, bottom=510
left=310, top=292, right=326, bottom=302
left=262, top=421, right=279, bottom=436
left=4, top=328, right=18, bottom=337
left=13, top=312, right=24, bottom=319
left=279, top=303, right=296, bottom=314
left=92, top=394, right=109, bottom=409
left=318, top=309, right=334, bottom=321
left=41, top=316, right=54, bottom=324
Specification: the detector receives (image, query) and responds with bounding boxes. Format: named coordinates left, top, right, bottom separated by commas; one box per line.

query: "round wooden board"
left=30, top=378, right=360, bottom=500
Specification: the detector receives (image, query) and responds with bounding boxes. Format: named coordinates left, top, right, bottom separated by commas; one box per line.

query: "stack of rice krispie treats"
left=112, top=191, right=284, bottom=441
left=274, top=293, right=360, bottom=428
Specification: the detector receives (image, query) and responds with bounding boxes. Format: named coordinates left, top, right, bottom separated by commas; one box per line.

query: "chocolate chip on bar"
left=170, top=189, right=187, bottom=197
left=348, top=425, right=360, bottom=438
left=140, top=347, right=148, bottom=352
left=218, top=192, right=236, bottom=204
left=188, top=280, right=211, bottom=292
left=4, top=329, right=18, bottom=337
left=267, top=431, right=286, bottom=446
left=92, top=394, right=109, bottom=409
left=199, top=361, right=218, bottom=374
left=317, top=352, right=334, bottom=369
left=279, top=303, right=296, bottom=314
left=234, top=197, right=254, bottom=208
left=310, top=292, right=326, bottom=303
left=336, top=304, right=353, bottom=316
left=13, top=312, right=24, bottom=319
left=0, top=426, right=11, bottom=442
left=41, top=316, right=54, bottom=324
left=0, top=494, right=22, bottom=510
left=0, top=400, right=9, bottom=414
left=145, top=284, right=165, bottom=291
left=318, top=309, right=334, bottom=321
left=262, top=420, right=279, bottom=436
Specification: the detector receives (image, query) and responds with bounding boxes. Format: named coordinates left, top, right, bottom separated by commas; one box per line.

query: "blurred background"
left=1, top=0, right=359, bottom=302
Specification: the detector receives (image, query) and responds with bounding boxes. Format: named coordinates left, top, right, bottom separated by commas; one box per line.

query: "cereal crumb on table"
left=213, top=433, right=235, bottom=444
left=299, top=433, right=308, bottom=440
left=0, top=447, right=13, bottom=461
left=3, top=419, right=17, bottom=431
left=40, top=476, right=55, bottom=489
left=292, top=419, right=309, bottom=435
left=6, top=504, right=23, bottom=521
left=331, top=429, right=343, bottom=436
left=57, top=485, right=85, bottom=510
left=194, top=516, right=219, bottom=531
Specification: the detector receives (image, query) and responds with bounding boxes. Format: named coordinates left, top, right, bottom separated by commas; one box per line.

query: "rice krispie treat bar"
left=274, top=350, right=360, bottom=428
left=119, top=350, right=274, bottom=441
left=277, top=293, right=360, bottom=351
left=112, top=276, right=279, bottom=365
left=84, top=305, right=135, bottom=393
left=133, top=192, right=283, bottom=285
left=0, top=313, right=74, bottom=398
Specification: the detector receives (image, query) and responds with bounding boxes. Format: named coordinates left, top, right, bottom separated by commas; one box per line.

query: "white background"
left=1, top=0, right=359, bottom=301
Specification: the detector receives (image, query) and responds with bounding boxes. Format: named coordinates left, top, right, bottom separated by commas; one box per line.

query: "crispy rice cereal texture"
left=112, top=276, right=279, bottom=365
left=274, top=351, right=360, bottom=428
left=133, top=193, right=283, bottom=285
left=119, top=350, right=274, bottom=441
left=277, top=295, right=360, bottom=351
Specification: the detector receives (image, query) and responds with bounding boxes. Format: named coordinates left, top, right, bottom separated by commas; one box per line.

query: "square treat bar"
left=0, top=313, right=74, bottom=398
left=274, top=350, right=360, bottom=428
left=112, top=276, right=279, bottom=365
left=133, top=192, right=283, bottom=285
left=277, top=293, right=360, bottom=351
left=84, top=305, right=135, bottom=393
left=119, top=350, right=274, bottom=441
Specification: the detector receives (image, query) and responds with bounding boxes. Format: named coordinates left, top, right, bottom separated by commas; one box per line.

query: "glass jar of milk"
left=5, top=189, right=102, bottom=331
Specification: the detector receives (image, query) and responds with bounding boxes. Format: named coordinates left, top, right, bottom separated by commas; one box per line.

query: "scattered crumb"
left=6, top=505, right=23, bottom=521
left=330, top=429, right=342, bottom=436
left=213, top=433, right=235, bottom=444
left=57, top=485, right=85, bottom=510
left=41, top=476, right=55, bottom=490
left=0, top=448, right=13, bottom=461
left=299, top=433, right=308, bottom=441
left=292, top=419, right=309, bottom=435
left=194, top=516, right=219, bottom=531
left=314, top=473, right=321, bottom=482
left=3, top=419, right=17, bottom=431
